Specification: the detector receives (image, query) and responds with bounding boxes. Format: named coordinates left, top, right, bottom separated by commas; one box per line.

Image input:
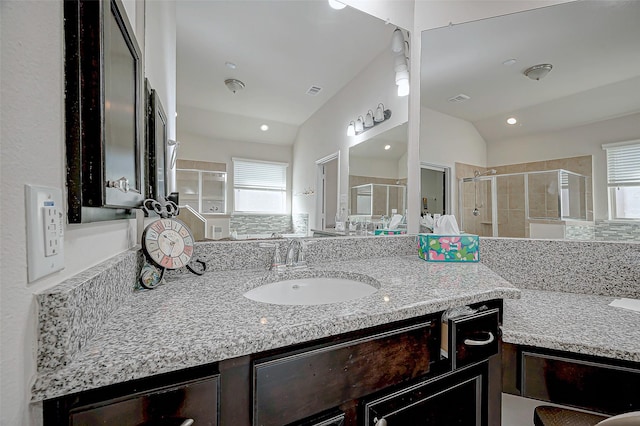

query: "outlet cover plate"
left=26, top=184, right=65, bottom=282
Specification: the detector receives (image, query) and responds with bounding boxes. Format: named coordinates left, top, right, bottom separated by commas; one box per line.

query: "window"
left=175, top=160, right=227, bottom=214
left=603, top=141, right=640, bottom=220
left=233, top=158, right=288, bottom=214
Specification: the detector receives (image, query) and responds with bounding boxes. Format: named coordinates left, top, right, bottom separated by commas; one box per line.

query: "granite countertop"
left=32, top=255, right=519, bottom=401
left=502, top=289, right=640, bottom=362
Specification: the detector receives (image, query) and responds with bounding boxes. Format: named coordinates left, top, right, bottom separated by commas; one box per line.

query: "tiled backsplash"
left=230, top=214, right=300, bottom=235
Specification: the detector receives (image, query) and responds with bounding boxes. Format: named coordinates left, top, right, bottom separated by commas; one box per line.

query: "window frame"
left=232, top=158, right=289, bottom=215
left=603, top=140, right=640, bottom=221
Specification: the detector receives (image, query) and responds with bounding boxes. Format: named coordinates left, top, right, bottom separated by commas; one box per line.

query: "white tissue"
left=609, top=298, right=640, bottom=313
left=388, top=214, right=404, bottom=229
left=421, top=214, right=434, bottom=229
left=433, top=215, right=460, bottom=235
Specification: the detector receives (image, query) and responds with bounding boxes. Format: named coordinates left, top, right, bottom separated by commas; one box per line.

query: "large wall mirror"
left=420, top=0, right=640, bottom=241
left=175, top=1, right=405, bottom=240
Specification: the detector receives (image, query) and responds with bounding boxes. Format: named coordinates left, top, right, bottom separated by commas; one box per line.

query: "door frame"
left=315, top=152, right=341, bottom=230
left=420, top=162, right=452, bottom=215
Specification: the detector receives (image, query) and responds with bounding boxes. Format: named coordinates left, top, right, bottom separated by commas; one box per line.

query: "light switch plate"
left=26, top=184, right=65, bottom=282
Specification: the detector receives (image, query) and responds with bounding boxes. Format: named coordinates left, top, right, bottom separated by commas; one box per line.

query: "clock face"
left=142, top=218, right=194, bottom=269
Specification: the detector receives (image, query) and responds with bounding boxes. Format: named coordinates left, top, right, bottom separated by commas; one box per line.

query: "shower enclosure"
left=351, top=183, right=406, bottom=217
left=459, top=169, right=589, bottom=238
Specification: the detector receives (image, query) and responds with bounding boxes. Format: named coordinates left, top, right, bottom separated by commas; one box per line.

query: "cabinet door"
left=69, top=375, right=219, bottom=426
left=363, top=364, right=488, bottom=426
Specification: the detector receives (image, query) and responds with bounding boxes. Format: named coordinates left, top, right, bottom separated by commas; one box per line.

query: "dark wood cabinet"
left=503, top=343, right=640, bottom=416
left=363, top=363, right=488, bottom=426
left=44, top=301, right=503, bottom=426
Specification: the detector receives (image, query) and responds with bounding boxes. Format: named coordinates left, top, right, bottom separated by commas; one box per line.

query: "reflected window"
left=233, top=158, right=288, bottom=214
left=175, top=160, right=227, bottom=214
left=604, top=141, right=640, bottom=219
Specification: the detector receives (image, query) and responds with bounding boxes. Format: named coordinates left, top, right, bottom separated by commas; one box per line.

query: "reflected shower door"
left=460, top=178, right=494, bottom=237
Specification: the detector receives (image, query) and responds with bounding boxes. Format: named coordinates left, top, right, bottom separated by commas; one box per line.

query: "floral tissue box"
left=418, top=234, right=480, bottom=262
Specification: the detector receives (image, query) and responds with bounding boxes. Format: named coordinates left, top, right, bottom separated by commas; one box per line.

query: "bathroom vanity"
left=43, top=300, right=502, bottom=425
left=33, top=236, right=519, bottom=425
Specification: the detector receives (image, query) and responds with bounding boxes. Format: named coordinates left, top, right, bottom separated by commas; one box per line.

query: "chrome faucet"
left=285, top=238, right=313, bottom=269
left=285, top=239, right=302, bottom=267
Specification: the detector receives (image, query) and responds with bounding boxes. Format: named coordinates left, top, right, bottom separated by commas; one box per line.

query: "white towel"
left=433, top=215, right=460, bottom=235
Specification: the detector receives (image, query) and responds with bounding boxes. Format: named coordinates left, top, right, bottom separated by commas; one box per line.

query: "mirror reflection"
left=175, top=1, right=401, bottom=240
left=420, top=0, right=640, bottom=241
left=349, top=123, right=408, bottom=217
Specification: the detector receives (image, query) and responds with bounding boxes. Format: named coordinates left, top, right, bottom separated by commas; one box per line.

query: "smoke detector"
left=224, top=78, right=245, bottom=93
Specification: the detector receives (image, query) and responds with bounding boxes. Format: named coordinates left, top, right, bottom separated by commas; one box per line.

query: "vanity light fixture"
left=374, top=103, right=385, bottom=122
left=364, top=110, right=374, bottom=128
left=347, top=121, right=356, bottom=136
left=347, top=106, right=392, bottom=136
left=384, top=144, right=391, bottom=150
left=524, top=63, right=553, bottom=81
left=260, top=124, right=269, bottom=131
left=391, top=29, right=410, bottom=97
left=506, top=117, right=517, bottom=125
left=328, top=0, right=346, bottom=9
left=391, top=28, right=405, bottom=53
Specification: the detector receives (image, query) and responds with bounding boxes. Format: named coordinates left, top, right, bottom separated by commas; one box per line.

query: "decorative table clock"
left=138, top=198, right=204, bottom=289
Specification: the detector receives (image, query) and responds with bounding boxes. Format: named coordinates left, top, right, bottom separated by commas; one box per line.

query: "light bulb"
left=364, top=110, right=374, bottom=128
left=397, top=80, right=410, bottom=97
left=391, top=28, right=404, bottom=53
left=347, top=121, right=355, bottom=136
left=328, top=0, right=346, bottom=9
left=260, top=124, right=269, bottom=131
left=506, top=117, right=517, bottom=125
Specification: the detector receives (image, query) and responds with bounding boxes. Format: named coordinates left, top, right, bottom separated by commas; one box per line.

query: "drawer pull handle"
left=179, top=420, right=195, bottom=426
left=464, top=331, right=494, bottom=346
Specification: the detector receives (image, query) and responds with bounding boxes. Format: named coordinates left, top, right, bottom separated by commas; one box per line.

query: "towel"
left=433, top=215, right=460, bottom=235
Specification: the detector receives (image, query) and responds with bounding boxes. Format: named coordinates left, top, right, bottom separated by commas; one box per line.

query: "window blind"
left=233, top=158, right=287, bottom=190
left=604, top=142, right=640, bottom=187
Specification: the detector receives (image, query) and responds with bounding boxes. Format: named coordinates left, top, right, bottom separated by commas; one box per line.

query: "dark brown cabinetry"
left=44, top=301, right=502, bottom=426
left=363, top=363, right=488, bottom=426
left=503, top=343, right=640, bottom=416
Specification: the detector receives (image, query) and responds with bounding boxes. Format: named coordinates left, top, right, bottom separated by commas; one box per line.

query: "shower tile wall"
left=456, top=155, right=592, bottom=238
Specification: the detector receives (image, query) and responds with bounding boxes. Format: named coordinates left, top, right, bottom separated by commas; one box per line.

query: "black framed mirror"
left=64, top=0, right=145, bottom=223
left=145, top=80, right=168, bottom=201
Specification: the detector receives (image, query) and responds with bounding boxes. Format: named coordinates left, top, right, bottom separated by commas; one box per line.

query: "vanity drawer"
left=449, top=308, right=500, bottom=370
left=68, top=375, right=219, bottom=426
left=253, top=320, right=437, bottom=426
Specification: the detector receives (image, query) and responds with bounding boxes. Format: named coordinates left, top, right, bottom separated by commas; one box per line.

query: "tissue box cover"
left=418, top=234, right=480, bottom=262
left=374, top=229, right=407, bottom=235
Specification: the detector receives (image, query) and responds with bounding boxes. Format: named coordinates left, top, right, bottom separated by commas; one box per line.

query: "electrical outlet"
left=26, top=185, right=65, bottom=282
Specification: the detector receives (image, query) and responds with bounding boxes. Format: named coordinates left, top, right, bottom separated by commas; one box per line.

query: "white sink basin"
left=243, top=275, right=379, bottom=306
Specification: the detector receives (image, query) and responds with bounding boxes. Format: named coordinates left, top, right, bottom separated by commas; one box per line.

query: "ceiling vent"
left=448, top=94, right=471, bottom=103
left=306, top=86, right=323, bottom=96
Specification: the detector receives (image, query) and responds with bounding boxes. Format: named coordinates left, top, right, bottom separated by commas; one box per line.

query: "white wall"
left=349, top=157, right=400, bottom=179
left=0, top=1, right=177, bottom=424
left=292, top=47, right=409, bottom=229
left=145, top=0, right=177, bottom=191
left=178, top=131, right=293, bottom=213
left=487, top=112, right=640, bottom=220
left=420, top=107, right=487, bottom=215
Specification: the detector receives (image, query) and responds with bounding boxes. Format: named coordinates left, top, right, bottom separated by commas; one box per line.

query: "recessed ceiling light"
left=260, top=124, right=269, bottom=131
left=328, top=0, right=346, bottom=10
left=507, top=117, right=517, bottom=125
left=225, top=62, right=237, bottom=70
left=384, top=144, right=391, bottom=150
left=502, top=58, right=517, bottom=66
